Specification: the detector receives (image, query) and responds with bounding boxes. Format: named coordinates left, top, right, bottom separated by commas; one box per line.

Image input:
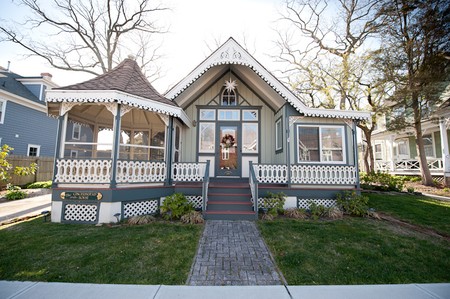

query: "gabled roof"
left=0, top=70, right=42, bottom=105
left=166, top=37, right=370, bottom=121
left=47, top=58, right=191, bottom=126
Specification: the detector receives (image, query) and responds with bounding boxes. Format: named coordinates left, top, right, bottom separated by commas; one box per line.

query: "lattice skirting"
left=297, top=199, right=337, bottom=209
left=186, top=196, right=203, bottom=210
left=123, top=200, right=159, bottom=218
left=63, top=203, right=98, bottom=223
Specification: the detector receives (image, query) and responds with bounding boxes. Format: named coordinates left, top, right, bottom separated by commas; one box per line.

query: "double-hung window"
left=297, top=125, right=345, bottom=163
left=0, top=99, right=6, bottom=124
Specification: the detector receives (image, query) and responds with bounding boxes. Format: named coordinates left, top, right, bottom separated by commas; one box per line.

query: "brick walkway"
left=187, top=220, right=285, bottom=286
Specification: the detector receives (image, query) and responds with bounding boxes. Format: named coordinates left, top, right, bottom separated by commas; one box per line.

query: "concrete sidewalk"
left=1, top=281, right=449, bottom=299
left=0, top=193, right=51, bottom=224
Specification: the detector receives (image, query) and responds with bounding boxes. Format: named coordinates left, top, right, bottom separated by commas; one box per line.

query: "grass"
left=366, top=192, right=450, bottom=235
left=0, top=219, right=202, bottom=284
left=258, top=217, right=450, bottom=285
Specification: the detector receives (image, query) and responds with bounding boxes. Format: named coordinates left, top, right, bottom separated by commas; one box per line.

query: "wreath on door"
left=221, top=134, right=235, bottom=148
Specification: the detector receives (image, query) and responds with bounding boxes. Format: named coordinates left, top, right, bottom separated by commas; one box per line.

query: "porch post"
left=110, top=103, right=121, bottom=188
left=353, top=120, right=361, bottom=191
left=388, top=135, right=395, bottom=171
left=165, top=116, right=174, bottom=186
left=51, top=114, right=67, bottom=187
left=439, top=117, right=450, bottom=186
left=286, top=114, right=291, bottom=188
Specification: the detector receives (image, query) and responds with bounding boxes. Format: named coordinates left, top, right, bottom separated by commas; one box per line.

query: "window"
left=200, top=109, right=216, bottom=120
left=375, top=144, right=382, bottom=160
left=275, top=118, right=283, bottom=151
left=72, top=123, right=81, bottom=140
left=242, top=110, right=258, bottom=121
left=297, top=125, right=345, bottom=163
left=242, top=123, right=258, bottom=153
left=27, top=144, right=40, bottom=157
left=218, top=110, right=240, bottom=121
left=397, top=139, right=408, bottom=156
left=199, top=123, right=215, bottom=153
left=0, top=100, right=6, bottom=124
left=221, top=89, right=237, bottom=106
left=423, top=134, right=434, bottom=157
left=70, top=150, right=78, bottom=158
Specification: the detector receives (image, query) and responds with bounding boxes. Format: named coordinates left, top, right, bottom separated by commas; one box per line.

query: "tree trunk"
left=412, top=93, right=434, bottom=185
left=359, top=125, right=375, bottom=173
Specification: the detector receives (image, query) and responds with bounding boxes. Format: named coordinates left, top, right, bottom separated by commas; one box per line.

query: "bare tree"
left=0, top=0, right=169, bottom=79
left=378, top=0, right=450, bottom=186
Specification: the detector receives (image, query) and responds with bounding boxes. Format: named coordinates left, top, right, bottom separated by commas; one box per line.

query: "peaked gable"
left=166, top=37, right=370, bottom=120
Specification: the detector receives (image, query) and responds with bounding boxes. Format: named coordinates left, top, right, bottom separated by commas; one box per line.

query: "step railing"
left=202, top=160, right=210, bottom=212
left=249, top=161, right=259, bottom=218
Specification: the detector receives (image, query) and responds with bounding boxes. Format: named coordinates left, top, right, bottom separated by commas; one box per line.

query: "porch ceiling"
left=173, top=64, right=286, bottom=110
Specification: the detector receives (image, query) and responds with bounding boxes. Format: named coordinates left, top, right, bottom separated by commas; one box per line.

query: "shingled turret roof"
left=58, top=58, right=175, bottom=107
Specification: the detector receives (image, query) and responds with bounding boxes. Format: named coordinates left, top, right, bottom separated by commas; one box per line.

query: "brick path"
left=187, top=220, right=285, bottom=286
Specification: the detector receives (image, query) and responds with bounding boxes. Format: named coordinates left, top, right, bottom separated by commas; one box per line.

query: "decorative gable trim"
left=166, top=38, right=370, bottom=121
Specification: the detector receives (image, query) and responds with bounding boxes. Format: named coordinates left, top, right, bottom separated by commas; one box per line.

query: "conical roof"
left=58, top=58, right=176, bottom=106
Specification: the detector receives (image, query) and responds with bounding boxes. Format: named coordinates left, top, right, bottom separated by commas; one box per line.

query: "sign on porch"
left=60, top=192, right=103, bottom=201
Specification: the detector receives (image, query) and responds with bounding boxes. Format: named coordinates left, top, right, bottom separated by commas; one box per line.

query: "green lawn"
left=0, top=219, right=202, bottom=284
left=366, top=192, right=450, bottom=235
left=259, top=218, right=450, bottom=285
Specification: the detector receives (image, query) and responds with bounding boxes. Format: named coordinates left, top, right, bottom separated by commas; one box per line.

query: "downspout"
left=51, top=114, right=66, bottom=188
left=353, top=120, right=361, bottom=192
left=110, top=103, right=122, bottom=188
left=166, top=116, right=174, bottom=186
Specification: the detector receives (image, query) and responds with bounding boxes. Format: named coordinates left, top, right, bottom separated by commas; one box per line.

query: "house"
left=47, top=38, right=370, bottom=224
left=368, top=83, right=450, bottom=184
left=0, top=67, right=58, bottom=157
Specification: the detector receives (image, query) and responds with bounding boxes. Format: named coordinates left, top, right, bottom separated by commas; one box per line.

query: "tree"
left=275, top=0, right=387, bottom=172
left=0, top=0, right=168, bottom=81
left=379, top=0, right=450, bottom=185
left=0, top=145, right=37, bottom=183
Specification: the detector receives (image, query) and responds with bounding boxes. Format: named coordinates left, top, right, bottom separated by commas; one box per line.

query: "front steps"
left=205, top=182, right=256, bottom=220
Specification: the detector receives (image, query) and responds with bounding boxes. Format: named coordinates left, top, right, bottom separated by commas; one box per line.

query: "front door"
left=217, top=124, right=240, bottom=177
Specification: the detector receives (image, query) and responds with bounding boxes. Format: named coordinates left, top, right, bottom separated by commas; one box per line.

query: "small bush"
left=261, top=213, right=275, bottom=221
left=26, top=181, right=52, bottom=189
left=160, top=193, right=194, bottom=220
left=360, top=172, right=405, bottom=192
left=309, top=202, right=327, bottom=220
left=261, top=192, right=286, bottom=216
left=336, top=191, right=368, bottom=217
left=406, top=187, right=415, bottom=194
left=284, top=208, right=307, bottom=219
left=327, top=206, right=344, bottom=220
left=180, top=211, right=204, bottom=224
left=127, top=215, right=156, bottom=225
left=5, top=184, right=27, bottom=200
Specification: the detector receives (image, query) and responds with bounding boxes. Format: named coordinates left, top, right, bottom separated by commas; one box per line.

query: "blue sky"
left=0, top=0, right=283, bottom=92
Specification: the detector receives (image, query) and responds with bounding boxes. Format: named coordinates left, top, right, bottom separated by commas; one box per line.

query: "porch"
left=374, top=158, right=444, bottom=176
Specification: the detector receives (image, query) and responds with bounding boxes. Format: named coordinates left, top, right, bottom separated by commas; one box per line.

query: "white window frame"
left=242, top=123, right=258, bottom=153
left=198, top=122, right=216, bottom=153
left=0, top=99, right=6, bottom=124
left=242, top=110, right=258, bottom=121
left=296, top=125, right=346, bottom=164
left=72, top=123, right=81, bottom=140
left=374, top=143, right=383, bottom=160
left=27, top=144, right=40, bottom=157
left=395, top=139, right=409, bottom=159
left=275, top=118, right=283, bottom=151
left=70, top=150, right=78, bottom=158
left=218, top=110, right=240, bottom=121
left=422, top=134, right=435, bottom=158
left=199, top=109, right=216, bottom=121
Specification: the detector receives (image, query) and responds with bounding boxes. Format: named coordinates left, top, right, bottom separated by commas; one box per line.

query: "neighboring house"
left=368, top=83, right=450, bottom=184
left=0, top=67, right=58, bottom=157
left=47, top=38, right=370, bottom=224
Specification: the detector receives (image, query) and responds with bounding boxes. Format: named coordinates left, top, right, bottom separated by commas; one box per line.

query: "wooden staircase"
left=204, top=182, right=256, bottom=220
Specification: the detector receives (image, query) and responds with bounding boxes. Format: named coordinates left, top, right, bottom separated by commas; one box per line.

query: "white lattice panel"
left=297, top=199, right=336, bottom=209
left=116, top=161, right=166, bottom=183
left=55, top=159, right=112, bottom=183
left=290, top=165, right=356, bottom=185
left=64, top=204, right=98, bottom=222
left=187, top=196, right=203, bottom=209
left=123, top=200, right=158, bottom=218
left=172, top=163, right=205, bottom=182
left=253, top=164, right=288, bottom=184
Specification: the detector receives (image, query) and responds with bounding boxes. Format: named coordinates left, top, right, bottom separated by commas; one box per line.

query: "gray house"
left=47, top=38, right=370, bottom=223
left=0, top=67, right=58, bottom=157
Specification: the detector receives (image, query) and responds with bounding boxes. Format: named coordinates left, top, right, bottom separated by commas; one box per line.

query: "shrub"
left=5, top=184, right=27, bottom=200
left=26, top=181, right=52, bottom=189
left=284, top=208, right=307, bottom=219
left=261, top=192, right=286, bottom=216
left=336, top=191, right=368, bottom=217
left=407, top=187, right=415, bottom=194
left=360, top=172, right=405, bottom=192
left=261, top=213, right=275, bottom=221
left=309, top=202, right=327, bottom=220
left=127, top=215, right=156, bottom=225
left=160, top=193, right=194, bottom=220
left=180, top=211, right=204, bottom=224
left=327, top=206, right=344, bottom=220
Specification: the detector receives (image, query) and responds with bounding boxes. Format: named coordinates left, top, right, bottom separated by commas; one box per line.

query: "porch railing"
left=171, top=162, right=207, bottom=182
left=375, top=158, right=443, bottom=173
left=54, top=158, right=112, bottom=183
left=116, top=160, right=166, bottom=183
left=249, top=161, right=259, bottom=215
left=202, top=161, right=210, bottom=212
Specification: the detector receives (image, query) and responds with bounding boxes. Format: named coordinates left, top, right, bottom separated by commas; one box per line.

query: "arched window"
left=221, top=88, right=237, bottom=106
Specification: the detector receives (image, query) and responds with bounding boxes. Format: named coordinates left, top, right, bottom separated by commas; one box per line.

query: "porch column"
left=439, top=117, right=450, bottom=185
left=165, top=116, right=174, bottom=186
left=51, top=114, right=67, bottom=187
left=352, top=120, right=361, bottom=190
left=110, top=103, right=122, bottom=188
left=388, top=135, right=395, bottom=171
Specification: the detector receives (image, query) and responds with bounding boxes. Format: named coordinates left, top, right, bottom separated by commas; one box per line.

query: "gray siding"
left=23, top=84, right=43, bottom=101
left=0, top=101, right=57, bottom=157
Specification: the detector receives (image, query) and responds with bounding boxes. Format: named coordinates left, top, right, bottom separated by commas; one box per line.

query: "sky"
left=0, top=0, right=284, bottom=93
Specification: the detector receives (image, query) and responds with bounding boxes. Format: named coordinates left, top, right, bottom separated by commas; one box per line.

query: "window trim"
left=374, top=143, right=383, bottom=160
left=198, top=122, right=216, bottom=153
left=296, top=124, right=346, bottom=164
left=221, top=88, right=237, bottom=106
left=27, top=144, right=41, bottom=157
left=0, top=99, right=6, bottom=124
left=422, top=133, right=435, bottom=158
left=72, top=123, right=81, bottom=140
left=275, top=117, right=283, bottom=152
left=242, top=123, right=258, bottom=153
